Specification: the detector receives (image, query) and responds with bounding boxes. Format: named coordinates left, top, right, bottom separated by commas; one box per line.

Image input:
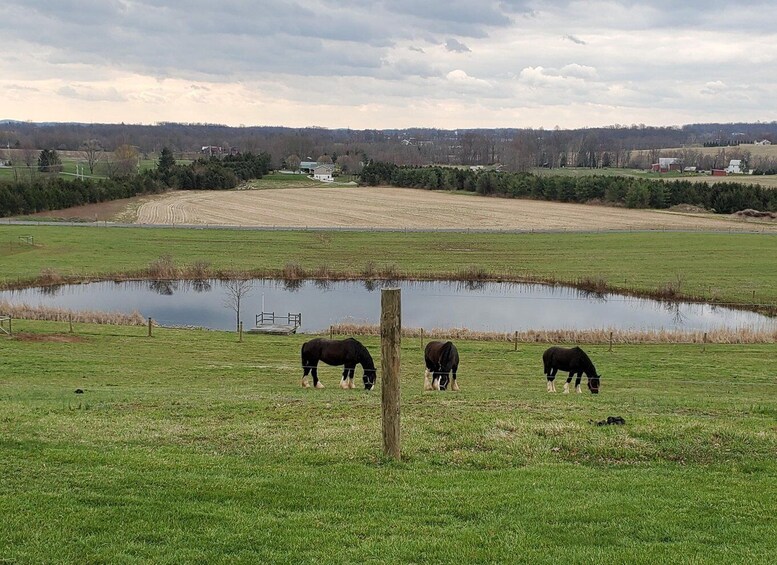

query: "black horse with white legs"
left=301, top=337, right=377, bottom=390
left=542, top=346, right=600, bottom=394
left=424, top=340, right=460, bottom=391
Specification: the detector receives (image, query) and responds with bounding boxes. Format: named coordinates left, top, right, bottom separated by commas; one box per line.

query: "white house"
left=725, top=159, right=743, bottom=174
left=313, top=164, right=334, bottom=182
left=754, top=139, right=772, bottom=146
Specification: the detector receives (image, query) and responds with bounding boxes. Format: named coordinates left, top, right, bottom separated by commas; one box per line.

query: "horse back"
left=543, top=346, right=592, bottom=373
left=302, top=337, right=360, bottom=366
left=425, top=340, right=458, bottom=371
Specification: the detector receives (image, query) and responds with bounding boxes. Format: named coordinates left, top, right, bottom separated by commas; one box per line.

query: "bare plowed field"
left=134, top=186, right=776, bottom=231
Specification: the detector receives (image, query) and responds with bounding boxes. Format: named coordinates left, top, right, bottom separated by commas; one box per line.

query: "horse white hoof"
left=301, top=379, right=310, bottom=388
left=563, top=383, right=570, bottom=394
left=340, top=380, right=349, bottom=389
left=452, top=381, right=460, bottom=392
left=575, top=385, right=582, bottom=394
left=432, top=380, right=440, bottom=391
left=315, top=382, right=325, bottom=389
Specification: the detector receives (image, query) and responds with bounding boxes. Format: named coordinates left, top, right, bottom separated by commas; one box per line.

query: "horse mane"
left=354, top=339, right=375, bottom=370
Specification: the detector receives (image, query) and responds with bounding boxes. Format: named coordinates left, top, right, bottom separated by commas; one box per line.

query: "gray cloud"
left=563, top=34, right=586, bottom=45
left=445, top=38, right=472, bottom=53
left=1, top=1, right=777, bottom=127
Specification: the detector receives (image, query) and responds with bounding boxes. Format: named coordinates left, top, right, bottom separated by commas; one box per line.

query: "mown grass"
left=1, top=320, right=776, bottom=563
left=0, top=225, right=776, bottom=309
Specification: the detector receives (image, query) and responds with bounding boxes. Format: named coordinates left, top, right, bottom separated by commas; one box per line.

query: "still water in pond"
left=2, top=279, right=774, bottom=333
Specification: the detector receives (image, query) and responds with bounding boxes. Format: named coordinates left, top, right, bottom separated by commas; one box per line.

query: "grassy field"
left=1, top=320, right=775, bottom=563
left=0, top=225, right=776, bottom=308
left=242, top=172, right=356, bottom=189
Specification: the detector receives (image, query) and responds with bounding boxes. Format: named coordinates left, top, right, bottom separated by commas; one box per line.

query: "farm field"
left=1, top=225, right=776, bottom=308
left=131, top=186, right=777, bottom=231
left=1, top=320, right=775, bottom=563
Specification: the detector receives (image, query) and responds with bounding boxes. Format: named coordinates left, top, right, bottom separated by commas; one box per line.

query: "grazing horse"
left=424, top=340, right=460, bottom=391
left=542, top=346, right=600, bottom=394
left=301, top=337, right=377, bottom=390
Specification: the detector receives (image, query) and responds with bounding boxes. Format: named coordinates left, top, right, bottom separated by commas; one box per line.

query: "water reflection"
left=149, top=280, right=176, bottom=296
left=1, top=278, right=774, bottom=334
left=191, top=279, right=212, bottom=293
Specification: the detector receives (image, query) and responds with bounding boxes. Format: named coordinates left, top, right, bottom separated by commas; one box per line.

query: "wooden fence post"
left=420, top=328, right=424, bottom=351
left=381, top=288, right=401, bottom=460
left=703, top=332, right=707, bottom=353
left=329, top=325, right=333, bottom=340
left=148, top=317, right=152, bottom=337
left=514, top=330, right=518, bottom=351
left=609, top=331, right=613, bottom=352
left=69, top=314, right=73, bottom=334
left=239, top=321, right=243, bottom=343
left=8, top=316, right=11, bottom=337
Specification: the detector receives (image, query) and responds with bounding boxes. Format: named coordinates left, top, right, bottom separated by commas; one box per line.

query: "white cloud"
left=1, top=0, right=777, bottom=128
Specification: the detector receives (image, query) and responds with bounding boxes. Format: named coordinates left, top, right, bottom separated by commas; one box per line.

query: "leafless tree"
left=223, top=279, right=253, bottom=332
left=80, top=139, right=103, bottom=174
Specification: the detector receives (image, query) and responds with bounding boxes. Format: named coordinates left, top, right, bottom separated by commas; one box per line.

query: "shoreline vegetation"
left=2, top=301, right=775, bottom=344
left=1, top=226, right=776, bottom=314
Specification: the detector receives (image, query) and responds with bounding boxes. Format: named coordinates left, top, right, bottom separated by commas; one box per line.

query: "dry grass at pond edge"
left=0, top=300, right=146, bottom=326
left=331, top=324, right=777, bottom=344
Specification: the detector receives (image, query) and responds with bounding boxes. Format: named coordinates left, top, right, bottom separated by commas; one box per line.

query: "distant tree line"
left=360, top=163, right=777, bottom=214
left=0, top=175, right=166, bottom=217
left=155, top=149, right=271, bottom=190
left=0, top=148, right=273, bottom=217
left=3, top=120, right=777, bottom=172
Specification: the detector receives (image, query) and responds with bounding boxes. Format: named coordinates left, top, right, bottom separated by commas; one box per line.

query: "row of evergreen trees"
left=0, top=149, right=273, bottom=217
left=359, top=162, right=777, bottom=214
left=155, top=149, right=272, bottom=190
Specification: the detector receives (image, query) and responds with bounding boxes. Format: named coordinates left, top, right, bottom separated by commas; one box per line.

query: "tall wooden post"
left=381, top=288, right=401, bottom=460
left=420, top=328, right=424, bottom=350
left=514, top=330, right=518, bottom=351
left=239, top=321, right=243, bottom=343
left=148, top=317, right=152, bottom=337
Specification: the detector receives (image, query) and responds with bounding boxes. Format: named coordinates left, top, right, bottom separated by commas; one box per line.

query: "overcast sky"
left=2, top=0, right=776, bottom=129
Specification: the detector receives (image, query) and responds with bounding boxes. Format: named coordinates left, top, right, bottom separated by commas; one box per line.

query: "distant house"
left=313, top=164, right=334, bottom=182
left=725, top=159, right=743, bottom=174
left=651, top=157, right=681, bottom=173
left=683, top=166, right=697, bottom=173
left=299, top=161, right=318, bottom=173
left=201, top=145, right=223, bottom=156
left=754, top=139, right=772, bottom=146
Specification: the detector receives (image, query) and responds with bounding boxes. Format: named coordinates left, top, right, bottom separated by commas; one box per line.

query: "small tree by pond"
left=223, top=279, right=252, bottom=332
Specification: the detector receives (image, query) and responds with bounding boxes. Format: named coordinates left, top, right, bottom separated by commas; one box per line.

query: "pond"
left=1, top=279, right=774, bottom=334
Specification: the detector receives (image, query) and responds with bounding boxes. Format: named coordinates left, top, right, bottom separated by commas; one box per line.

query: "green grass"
left=1, top=225, right=776, bottom=307
left=1, top=320, right=775, bottom=563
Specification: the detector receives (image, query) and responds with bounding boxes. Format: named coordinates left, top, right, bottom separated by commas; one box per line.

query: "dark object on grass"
left=595, top=416, right=625, bottom=426
left=74, top=389, right=84, bottom=394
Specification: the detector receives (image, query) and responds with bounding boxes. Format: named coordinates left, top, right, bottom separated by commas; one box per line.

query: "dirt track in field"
left=133, top=186, right=777, bottom=232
